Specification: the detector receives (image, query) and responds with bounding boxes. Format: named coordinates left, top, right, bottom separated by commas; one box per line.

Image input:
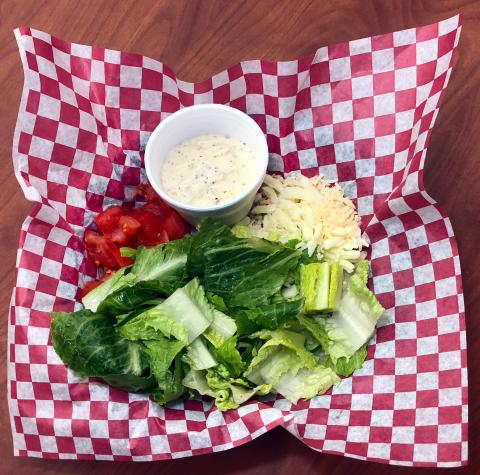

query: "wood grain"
left=0, top=0, right=478, bottom=473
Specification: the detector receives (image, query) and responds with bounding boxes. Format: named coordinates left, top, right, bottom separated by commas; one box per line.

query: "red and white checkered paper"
left=8, top=15, right=467, bottom=466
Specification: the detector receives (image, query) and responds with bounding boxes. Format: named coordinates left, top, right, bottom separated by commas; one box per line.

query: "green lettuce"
left=204, top=247, right=301, bottom=309
left=120, top=278, right=213, bottom=344
left=183, top=366, right=270, bottom=411
left=97, top=280, right=177, bottom=316
left=82, top=267, right=134, bottom=312
left=51, top=310, right=155, bottom=392
left=244, top=329, right=317, bottom=386
left=189, top=220, right=300, bottom=309
left=82, top=237, right=191, bottom=313
left=130, top=237, right=191, bottom=283
left=182, top=337, right=217, bottom=370
left=300, top=262, right=343, bottom=313
left=233, top=298, right=304, bottom=332
left=272, top=366, right=340, bottom=404
left=327, top=260, right=384, bottom=356
left=294, top=261, right=383, bottom=376
left=202, top=309, right=237, bottom=348
left=324, top=344, right=368, bottom=377
left=211, top=336, right=244, bottom=377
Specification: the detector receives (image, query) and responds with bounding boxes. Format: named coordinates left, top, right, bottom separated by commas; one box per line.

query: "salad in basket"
left=51, top=169, right=384, bottom=411
left=51, top=110, right=384, bottom=411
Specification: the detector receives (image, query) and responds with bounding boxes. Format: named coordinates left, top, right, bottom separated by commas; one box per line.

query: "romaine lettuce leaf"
left=211, top=336, right=244, bottom=377
left=327, top=260, right=384, bottom=355
left=204, top=247, right=301, bottom=308
left=51, top=309, right=155, bottom=392
left=203, top=309, right=237, bottom=348
left=182, top=337, right=218, bottom=370
left=272, top=365, right=340, bottom=404
left=189, top=220, right=300, bottom=309
left=131, top=237, right=192, bottom=283
left=119, top=278, right=213, bottom=344
left=233, top=298, right=304, bottom=332
left=150, top=355, right=185, bottom=404
left=183, top=367, right=270, bottom=411
left=244, top=329, right=317, bottom=386
left=82, top=237, right=191, bottom=313
left=97, top=280, right=177, bottom=316
left=82, top=267, right=134, bottom=312
left=300, top=262, right=343, bottom=313
left=295, top=261, right=383, bottom=371
left=324, top=344, right=368, bottom=376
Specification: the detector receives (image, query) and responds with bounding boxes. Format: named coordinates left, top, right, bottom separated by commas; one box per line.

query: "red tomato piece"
left=84, top=230, right=119, bottom=268
left=162, top=210, right=191, bottom=240
left=94, top=206, right=123, bottom=234
left=128, top=208, right=169, bottom=245
left=111, top=247, right=134, bottom=268
left=109, top=227, right=131, bottom=247
left=119, top=215, right=141, bottom=236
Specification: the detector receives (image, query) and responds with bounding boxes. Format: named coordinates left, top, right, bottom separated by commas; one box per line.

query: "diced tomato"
left=85, top=183, right=191, bottom=272
left=111, top=247, right=134, bottom=268
left=84, top=229, right=132, bottom=269
left=162, top=210, right=191, bottom=240
left=119, top=215, right=141, bottom=236
left=110, top=227, right=131, bottom=247
left=82, top=280, right=102, bottom=297
left=84, top=230, right=120, bottom=268
left=130, top=208, right=171, bottom=245
left=94, top=206, right=123, bottom=234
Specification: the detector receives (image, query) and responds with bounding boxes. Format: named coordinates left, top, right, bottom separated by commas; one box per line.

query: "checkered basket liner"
left=8, top=15, right=467, bottom=466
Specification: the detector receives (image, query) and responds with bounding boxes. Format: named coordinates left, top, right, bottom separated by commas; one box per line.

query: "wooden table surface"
left=1, top=0, right=479, bottom=473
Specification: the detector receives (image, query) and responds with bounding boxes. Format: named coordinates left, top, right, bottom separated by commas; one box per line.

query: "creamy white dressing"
left=160, top=134, right=258, bottom=207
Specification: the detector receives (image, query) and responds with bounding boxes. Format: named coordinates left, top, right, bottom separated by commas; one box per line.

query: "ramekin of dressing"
left=145, top=104, right=268, bottom=226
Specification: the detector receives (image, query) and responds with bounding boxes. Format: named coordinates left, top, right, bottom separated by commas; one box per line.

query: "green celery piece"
left=300, top=262, right=330, bottom=313
left=328, top=263, right=344, bottom=311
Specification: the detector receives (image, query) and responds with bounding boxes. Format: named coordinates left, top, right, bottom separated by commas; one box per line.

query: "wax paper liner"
left=7, top=15, right=467, bottom=467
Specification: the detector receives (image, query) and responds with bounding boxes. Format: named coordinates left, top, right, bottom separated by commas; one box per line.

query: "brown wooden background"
left=0, top=1, right=478, bottom=473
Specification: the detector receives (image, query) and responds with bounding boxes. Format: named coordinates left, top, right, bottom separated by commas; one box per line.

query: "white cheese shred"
left=237, top=174, right=366, bottom=272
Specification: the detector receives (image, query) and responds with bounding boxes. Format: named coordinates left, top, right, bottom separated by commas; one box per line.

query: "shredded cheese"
left=235, top=174, right=367, bottom=272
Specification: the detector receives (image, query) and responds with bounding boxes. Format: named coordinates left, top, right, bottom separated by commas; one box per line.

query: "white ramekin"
left=144, top=104, right=268, bottom=226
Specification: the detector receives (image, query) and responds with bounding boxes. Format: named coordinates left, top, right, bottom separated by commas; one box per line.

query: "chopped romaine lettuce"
left=82, top=267, right=133, bottom=312
left=244, top=329, right=317, bottom=386
left=211, top=336, right=244, bottom=377
left=51, top=309, right=155, bottom=392
left=120, top=278, right=213, bottom=344
left=272, top=365, right=340, bottom=404
left=182, top=337, right=217, bottom=370
left=203, top=309, right=237, bottom=348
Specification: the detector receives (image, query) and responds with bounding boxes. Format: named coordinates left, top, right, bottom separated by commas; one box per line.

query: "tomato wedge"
left=84, top=229, right=133, bottom=268
left=162, top=210, right=191, bottom=240
left=94, top=206, right=122, bottom=234
left=130, top=208, right=171, bottom=246
left=119, top=215, right=141, bottom=236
